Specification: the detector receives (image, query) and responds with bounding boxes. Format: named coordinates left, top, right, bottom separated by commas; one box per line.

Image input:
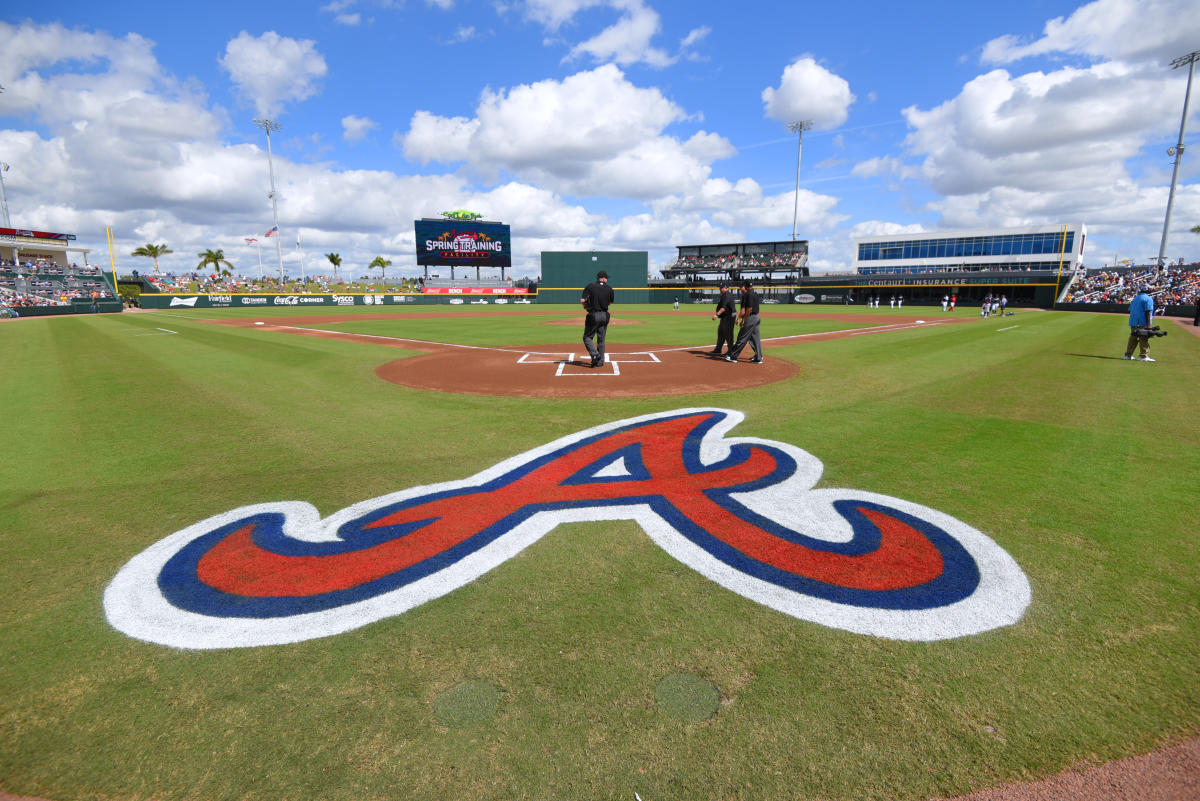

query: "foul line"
left=266, top=319, right=945, bottom=357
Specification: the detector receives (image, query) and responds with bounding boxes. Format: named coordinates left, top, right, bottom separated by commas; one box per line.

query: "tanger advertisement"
left=415, top=220, right=512, bottom=268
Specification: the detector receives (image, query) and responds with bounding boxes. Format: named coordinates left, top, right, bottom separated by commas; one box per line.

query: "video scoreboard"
left=414, top=219, right=511, bottom=269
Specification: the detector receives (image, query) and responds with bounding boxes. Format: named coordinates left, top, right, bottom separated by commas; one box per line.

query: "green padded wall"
left=538, top=251, right=648, bottom=304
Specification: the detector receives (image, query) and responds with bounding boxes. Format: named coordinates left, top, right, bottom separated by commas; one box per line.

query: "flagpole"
left=296, top=230, right=305, bottom=282
left=245, top=237, right=262, bottom=281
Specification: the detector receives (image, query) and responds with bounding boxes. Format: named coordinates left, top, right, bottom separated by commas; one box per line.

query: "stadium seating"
left=1064, top=265, right=1200, bottom=306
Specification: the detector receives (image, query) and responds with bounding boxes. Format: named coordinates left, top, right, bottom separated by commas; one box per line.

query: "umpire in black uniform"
left=580, top=270, right=615, bottom=368
left=710, top=283, right=736, bottom=356
left=725, top=280, right=763, bottom=364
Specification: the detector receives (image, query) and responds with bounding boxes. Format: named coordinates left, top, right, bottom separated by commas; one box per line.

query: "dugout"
left=538, top=251, right=651, bottom=304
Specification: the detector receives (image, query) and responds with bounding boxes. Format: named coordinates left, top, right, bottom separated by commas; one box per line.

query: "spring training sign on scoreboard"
left=415, top=219, right=512, bottom=268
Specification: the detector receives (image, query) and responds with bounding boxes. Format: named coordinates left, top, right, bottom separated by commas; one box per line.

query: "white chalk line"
left=124, top=326, right=179, bottom=336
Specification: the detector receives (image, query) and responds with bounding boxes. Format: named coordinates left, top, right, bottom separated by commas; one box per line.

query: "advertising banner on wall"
left=139, top=291, right=533, bottom=309
left=0, top=227, right=77, bottom=242
left=421, top=287, right=530, bottom=295
left=414, top=220, right=511, bottom=268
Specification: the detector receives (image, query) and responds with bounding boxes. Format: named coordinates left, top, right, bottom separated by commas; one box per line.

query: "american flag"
left=264, top=226, right=279, bottom=237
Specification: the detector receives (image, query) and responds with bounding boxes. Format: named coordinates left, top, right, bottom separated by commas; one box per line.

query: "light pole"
left=253, top=117, right=285, bottom=277
left=0, top=162, right=11, bottom=228
left=245, top=236, right=262, bottom=280
left=0, top=86, right=7, bottom=228
left=787, top=120, right=813, bottom=242
left=1156, top=49, right=1200, bottom=268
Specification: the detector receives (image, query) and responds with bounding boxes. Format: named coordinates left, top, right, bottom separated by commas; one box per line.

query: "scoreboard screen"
left=415, top=220, right=511, bottom=268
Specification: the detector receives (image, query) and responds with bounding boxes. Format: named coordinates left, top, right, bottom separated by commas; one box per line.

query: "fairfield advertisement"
left=415, top=220, right=512, bottom=269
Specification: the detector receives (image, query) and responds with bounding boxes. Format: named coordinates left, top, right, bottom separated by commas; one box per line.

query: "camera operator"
left=1123, top=288, right=1156, bottom=362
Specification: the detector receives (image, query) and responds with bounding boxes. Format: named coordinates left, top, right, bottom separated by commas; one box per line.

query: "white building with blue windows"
left=853, top=223, right=1086, bottom=275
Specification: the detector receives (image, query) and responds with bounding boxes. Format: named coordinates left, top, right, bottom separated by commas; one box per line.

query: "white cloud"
left=762, top=57, right=855, bottom=130
left=335, top=13, right=362, bottom=25
left=219, top=31, right=328, bottom=117
left=401, top=64, right=693, bottom=195
left=681, top=131, right=736, bottom=163
left=851, top=156, right=916, bottom=181
left=341, top=115, right=378, bottom=142
left=524, top=0, right=682, bottom=67
left=0, top=22, right=221, bottom=140
left=680, top=26, right=709, bottom=49
left=566, top=1, right=672, bottom=67
left=523, top=0, right=608, bottom=31
left=454, top=25, right=477, bottom=42
left=981, top=0, right=1200, bottom=66
left=902, top=63, right=1179, bottom=198
left=805, top=221, right=927, bottom=274
left=397, top=62, right=850, bottom=241
left=400, top=110, right=479, bottom=164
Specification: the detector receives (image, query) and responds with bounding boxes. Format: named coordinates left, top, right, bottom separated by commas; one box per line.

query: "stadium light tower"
left=0, top=162, right=11, bottom=229
left=1156, top=49, right=1200, bottom=268
left=787, top=120, right=814, bottom=242
left=253, top=117, right=286, bottom=276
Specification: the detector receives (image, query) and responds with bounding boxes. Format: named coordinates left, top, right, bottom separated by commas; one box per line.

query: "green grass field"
left=2, top=305, right=1197, bottom=801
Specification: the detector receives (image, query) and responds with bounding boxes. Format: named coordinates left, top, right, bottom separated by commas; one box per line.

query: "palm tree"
left=130, top=243, right=173, bottom=274
left=197, top=249, right=234, bottom=278
left=369, top=256, right=392, bottom=282
left=326, top=252, right=342, bottom=281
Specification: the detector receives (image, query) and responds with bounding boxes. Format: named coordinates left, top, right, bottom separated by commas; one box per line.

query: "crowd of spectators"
left=1, top=257, right=101, bottom=275
left=1064, top=264, right=1200, bottom=306
left=668, top=252, right=803, bottom=273
left=0, top=259, right=113, bottom=310
left=857, top=262, right=1069, bottom=276
left=143, top=270, right=429, bottom=295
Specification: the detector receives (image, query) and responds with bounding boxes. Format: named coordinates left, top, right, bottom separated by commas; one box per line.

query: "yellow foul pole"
left=105, top=226, right=118, bottom=295
left=1052, top=224, right=1068, bottom=308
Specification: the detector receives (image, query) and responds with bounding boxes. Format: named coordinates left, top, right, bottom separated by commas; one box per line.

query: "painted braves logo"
left=105, top=409, right=1030, bottom=649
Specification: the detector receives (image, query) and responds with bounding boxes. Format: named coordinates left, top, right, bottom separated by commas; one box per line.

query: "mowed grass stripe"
left=306, top=304, right=874, bottom=347
left=0, top=308, right=1196, bottom=801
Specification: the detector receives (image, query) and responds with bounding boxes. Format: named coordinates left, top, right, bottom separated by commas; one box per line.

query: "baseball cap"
left=597, top=270, right=608, bottom=280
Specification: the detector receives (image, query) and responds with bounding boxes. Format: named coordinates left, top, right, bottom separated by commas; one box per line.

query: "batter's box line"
left=517, top=351, right=660, bottom=377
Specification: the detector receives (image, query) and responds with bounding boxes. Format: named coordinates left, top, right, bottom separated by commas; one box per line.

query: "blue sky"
left=1, top=0, right=1198, bottom=279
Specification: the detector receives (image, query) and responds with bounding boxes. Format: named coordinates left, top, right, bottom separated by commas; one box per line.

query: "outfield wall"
left=130, top=292, right=1197, bottom=318
left=539, top=251, right=648, bottom=304
left=137, top=292, right=536, bottom=309
left=2, top=300, right=124, bottom=317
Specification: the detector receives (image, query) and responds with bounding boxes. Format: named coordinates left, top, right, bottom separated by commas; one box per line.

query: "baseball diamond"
left=2, top=303, right=1196, bottom=801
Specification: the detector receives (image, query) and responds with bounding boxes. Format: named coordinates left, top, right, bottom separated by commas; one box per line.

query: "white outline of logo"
left=104, top=409, right=1030, bottom=649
